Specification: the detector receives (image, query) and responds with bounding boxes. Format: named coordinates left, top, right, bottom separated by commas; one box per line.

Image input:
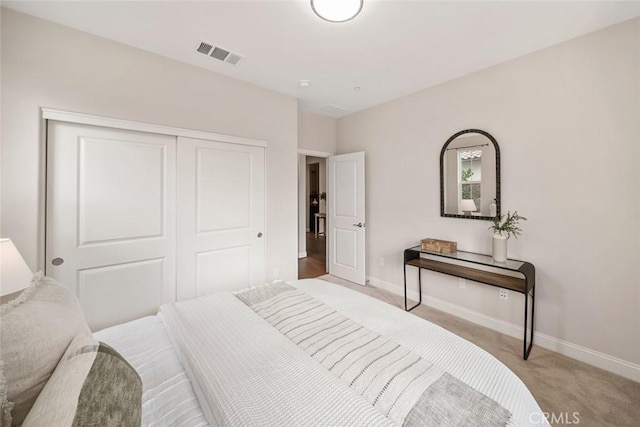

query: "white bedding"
left=94, top=316, right=208, bottom=427
left=292, top=280, right=545, bottom=425
left=158, top=279, right=547, bottom=427
left=92, top=278, right=546, bottom=426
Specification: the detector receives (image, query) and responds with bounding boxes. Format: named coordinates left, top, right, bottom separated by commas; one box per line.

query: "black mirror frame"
left=439, top=129, right=501, bottom=221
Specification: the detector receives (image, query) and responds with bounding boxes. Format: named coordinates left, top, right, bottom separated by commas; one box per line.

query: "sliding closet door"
left=46, top=121, right=176, bottom=331
left=177, top=137, right=265, bottom=300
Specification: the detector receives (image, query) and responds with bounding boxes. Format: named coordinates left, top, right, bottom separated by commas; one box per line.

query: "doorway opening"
left=297, top=150, right=366, bottom=285
left=298, top=155, right=328, bottom=279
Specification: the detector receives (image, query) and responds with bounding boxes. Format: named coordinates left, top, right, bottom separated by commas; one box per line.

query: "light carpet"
left=318, top=274, right=640, bottom=427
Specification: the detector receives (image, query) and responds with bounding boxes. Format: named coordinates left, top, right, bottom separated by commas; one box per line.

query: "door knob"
left=352, top=222, right=364, bottom=228
left=257, top=232, right=263, bottom=238
left=51, top=257, right=64, bottom=266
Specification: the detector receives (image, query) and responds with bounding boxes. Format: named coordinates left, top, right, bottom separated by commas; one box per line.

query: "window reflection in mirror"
left=441, top=130, right=499, bottom=220
left=460, top=148, right=482, bottom=213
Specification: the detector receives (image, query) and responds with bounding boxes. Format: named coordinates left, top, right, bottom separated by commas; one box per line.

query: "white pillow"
left=0, top=273, right=90, bottom=426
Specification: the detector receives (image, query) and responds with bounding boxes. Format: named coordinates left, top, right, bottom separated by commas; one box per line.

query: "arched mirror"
left=440, top=129, right=500, bottom=220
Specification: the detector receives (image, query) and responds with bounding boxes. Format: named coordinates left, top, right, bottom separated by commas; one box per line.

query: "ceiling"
left=5, top=1, right=640, bottom=118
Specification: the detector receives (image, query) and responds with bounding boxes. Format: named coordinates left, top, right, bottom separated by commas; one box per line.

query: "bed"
left=1, top=276, right=547, bottom=426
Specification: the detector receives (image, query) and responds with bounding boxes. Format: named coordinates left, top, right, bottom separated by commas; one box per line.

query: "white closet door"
left=46, top=121, right=176, bottom=331
left=177, top=137, right=265, bottom=300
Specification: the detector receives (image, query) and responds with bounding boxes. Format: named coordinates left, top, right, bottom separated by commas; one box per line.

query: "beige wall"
left=298, top=109, right=337, bottom=153
left=337, top=18, right=640, bottom=367
left=0, top=9, right=299, bottom=280
left=297, top=110, right=335, bottom=257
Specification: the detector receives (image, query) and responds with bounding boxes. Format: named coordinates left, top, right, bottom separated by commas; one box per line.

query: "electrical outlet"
left=380, top=257, right=385, bottom=266
left=458, top=278, right=466, bottom=289
left=273, top=268, right=280, bottom=279
left=499, top=289, right=509, bottom=300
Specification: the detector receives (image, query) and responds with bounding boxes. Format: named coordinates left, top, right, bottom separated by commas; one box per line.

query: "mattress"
left=94, top=316, right=209, bottom=427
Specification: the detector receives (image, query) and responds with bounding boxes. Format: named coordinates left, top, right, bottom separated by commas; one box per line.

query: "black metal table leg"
left=404, top=265, right=421, bottom=312
left=523, top=285, right=535, bottom=359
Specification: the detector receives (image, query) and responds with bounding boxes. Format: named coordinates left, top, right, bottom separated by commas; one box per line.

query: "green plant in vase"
left=488, top=211, right=526, bottom=262
left=489, top=211, right=527, bottom=238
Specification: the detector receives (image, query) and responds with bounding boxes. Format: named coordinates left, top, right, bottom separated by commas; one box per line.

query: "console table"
left=403, top=246, right=536, bottom=360
left=314, top=213, right=326, bottom=238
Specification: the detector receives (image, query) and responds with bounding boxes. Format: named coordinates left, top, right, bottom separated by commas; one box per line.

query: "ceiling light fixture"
left=298, top=80, right=311, bottom=88
left=311, top=0, right=363, bottom=23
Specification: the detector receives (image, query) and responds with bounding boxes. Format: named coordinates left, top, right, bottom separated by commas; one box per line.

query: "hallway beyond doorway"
left=298, top=232, right=326, bottom=279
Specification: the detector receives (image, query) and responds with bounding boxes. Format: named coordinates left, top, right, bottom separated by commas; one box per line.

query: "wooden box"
left=421, top=238, right=457, bottom=254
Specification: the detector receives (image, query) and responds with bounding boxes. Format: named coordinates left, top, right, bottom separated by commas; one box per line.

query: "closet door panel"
left=46, top=121, right=176, bottom=331
left=78, top=137, right=165, bottom=244
left=196, top=246, right=251, bottom=295
left=196, top=149, right=251, bottom=232
left=177, top=137, right=265, bottom=300
left=77, top=258, right=165, bottom=330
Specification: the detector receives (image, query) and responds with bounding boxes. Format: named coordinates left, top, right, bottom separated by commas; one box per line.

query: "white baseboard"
left=367, top=275, right=640, bottom=383
left=298, top=251, right=307, bottom=259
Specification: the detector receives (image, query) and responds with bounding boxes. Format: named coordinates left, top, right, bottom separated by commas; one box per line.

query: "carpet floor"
left=318, top=274, right=640, bottom=427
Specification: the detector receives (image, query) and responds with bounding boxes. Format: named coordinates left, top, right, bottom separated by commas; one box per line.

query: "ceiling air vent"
left=211, top=47, right=229, bottom=61
left=226, top=53, right=243, bottom=66
left=196, top=41, right=243, bottom=66
left=197, top=42, right=213, bottom=55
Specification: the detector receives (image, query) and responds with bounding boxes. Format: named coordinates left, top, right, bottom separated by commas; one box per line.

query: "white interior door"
left=46, top=121, right=176, bottom=331
left=328, top=152, right=366, bottom=285
left=176, top=137, right=265, bottom=300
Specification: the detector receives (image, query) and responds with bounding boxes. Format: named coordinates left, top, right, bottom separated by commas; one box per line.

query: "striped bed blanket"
left=159, top=279, right=545, bottom=426
left=234, top=283, right=513, bottom=426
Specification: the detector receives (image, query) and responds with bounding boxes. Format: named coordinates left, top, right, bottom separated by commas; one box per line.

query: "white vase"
left=492, top=232, right=508, bottom=262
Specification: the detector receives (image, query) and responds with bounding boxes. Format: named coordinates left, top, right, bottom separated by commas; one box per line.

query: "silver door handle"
left=51, top=257, right=64, bottom=266
left=257, top=232, right=263, bottom=238
left=352, top=222, right=365, bottom=228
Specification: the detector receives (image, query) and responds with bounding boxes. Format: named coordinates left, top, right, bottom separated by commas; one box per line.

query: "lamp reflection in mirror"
left=460, top=199, right=477, bottom=216
left=0, top=238, right=33, bottom=297
left=311, top=0, right=363, bottom=23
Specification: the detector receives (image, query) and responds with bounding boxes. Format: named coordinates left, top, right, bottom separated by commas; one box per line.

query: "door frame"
left=42, top=109, right=267, bottom=147
left=40, top=108, right=267, bottom=272
left=297, top=149, right=333, bottom=273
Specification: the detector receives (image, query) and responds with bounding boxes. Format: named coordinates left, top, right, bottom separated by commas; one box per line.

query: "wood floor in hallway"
left=298, top=232, right=326, bottom=279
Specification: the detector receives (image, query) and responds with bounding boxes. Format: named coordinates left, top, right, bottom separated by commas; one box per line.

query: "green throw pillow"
left=23, top=332, right=142, bottom=427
